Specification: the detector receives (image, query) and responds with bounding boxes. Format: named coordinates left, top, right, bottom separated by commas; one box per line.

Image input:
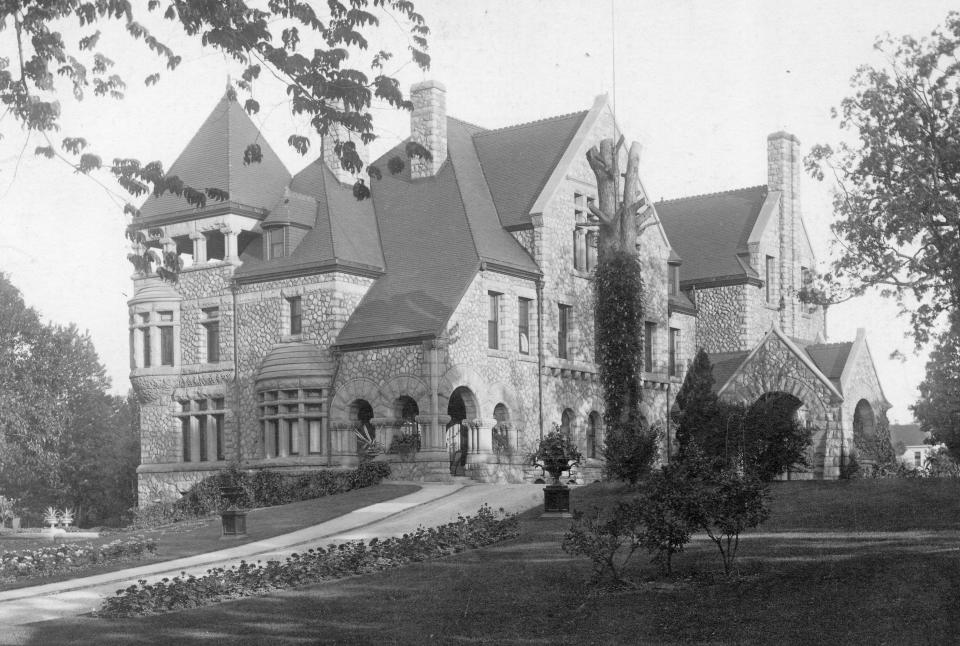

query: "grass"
left=0, top=483, right=419, bottom=592
left=9, top=478, right=960, bottom=645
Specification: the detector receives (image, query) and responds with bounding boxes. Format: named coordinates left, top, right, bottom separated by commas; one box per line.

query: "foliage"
left=674, top=352, right=813, bottom=480
left=674, top=348, right=722, bottom=458
left=912, top=311, right=960, bottom=459
left=633, top=465, right=701, bottom=575
left=562, top=502, right=645, bottom=585
left=388, top=427, right=420, bottom=453
left=354, top=423, right=384, bottom=462
left=491, top=422, right=511, bottom=459
left=684, top=450, right=770, bottom=576
left=0, top=274, right=140, bottom=527
left=803, top=12, right=960, bottom=344
left=527, top=425, right=583, bottom=483
left=840, top=453, right=860, bottom=479
left=97, top=505, right=518, bottom=618
left=602, top=421, right=661, bottom=486
left=924, top=446, right=960, bottom=477
left=854, top=411, right=898, bottom=470
left=595, top=250, right=646, bottom=430
left=740, top=397, right=813, bottom=481
left=0, top=536, right=157, bottom=581
left=171, top=462, right=391, bottom=518
left=0, top=496, right=17, bottom=524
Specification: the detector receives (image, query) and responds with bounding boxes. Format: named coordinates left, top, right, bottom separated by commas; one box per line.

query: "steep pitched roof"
left=334, top=141, right=479, bottom=347
left=656, top=186, right=768, bottom=285
left=473, top=111, right=588, bottom=229
left=889, top=424, right=927, bottom=447
left=234, top=160, right=384, bottom=280
left=333, top=116, right=546, bottom=348
left=709, top=351, right=750, bottom=393
left=804, top=342, right=853, bottom=390
left=138, top=89, right=291, bottom=220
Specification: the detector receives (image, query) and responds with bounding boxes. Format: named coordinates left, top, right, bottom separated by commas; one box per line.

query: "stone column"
left=223, top=227, right=239, bottom=263
left=472, top=418, right=497, bottom=455
left=190, top=232, right=207, bottom=264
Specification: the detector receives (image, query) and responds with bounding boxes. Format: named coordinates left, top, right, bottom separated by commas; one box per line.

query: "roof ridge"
left=448, top=115, right=487, bottom=131
left=657, top=184, right=768, bottom=205
left=807, top=341, right=853, bottom=348
left=471, top=109, right=589, bottom=138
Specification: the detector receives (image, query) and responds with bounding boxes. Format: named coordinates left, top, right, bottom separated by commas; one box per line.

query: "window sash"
left=206, top=321, right=220, bottom=362
left=290, top=297, right=302, bottom=335
left=308, top=419, right=322, bottom=454
left=644, top=322, right=656, bottom=373
left=142, top=328, right=152, bottom=367
left=558, top=305, right=570, bottom=359
left=214, top=414, right=225, bottom=461
left=669, top=328, right=680, bottom=377
left=181, top=417, right=191, bottom=462
left=488, top=292, right=500, bottom=350
left=518, top=298, right=530, bottom=355
left=160, top=326, right=174, bottom=366
left=287, top=419, right=299, bottom=455
left=198, top=416, right=208, bottom=461
left=269, top=228, right=284, bottom=259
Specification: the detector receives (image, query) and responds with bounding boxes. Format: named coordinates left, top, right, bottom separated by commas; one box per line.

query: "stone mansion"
left=128, top=82, right=888, bottom=501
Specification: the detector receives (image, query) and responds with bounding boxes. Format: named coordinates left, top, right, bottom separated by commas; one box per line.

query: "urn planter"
left=220, top=509, right=248, bottom=539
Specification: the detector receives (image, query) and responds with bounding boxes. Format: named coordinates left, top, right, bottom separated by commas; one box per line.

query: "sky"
left=0, top=0, right=956, bottom=424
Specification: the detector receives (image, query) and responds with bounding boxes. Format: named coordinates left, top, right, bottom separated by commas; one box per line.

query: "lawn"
left=9, top=479, right=960, bottom=645
left=0, top=483, right=419, bottom=593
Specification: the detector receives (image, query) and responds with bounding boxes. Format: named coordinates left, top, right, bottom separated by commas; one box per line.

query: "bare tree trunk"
left=586, top=138, right=649, bottom=257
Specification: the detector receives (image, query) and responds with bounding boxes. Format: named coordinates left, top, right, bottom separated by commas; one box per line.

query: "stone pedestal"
left=220, top=510, right=247, bottom=539
left=542, top=484, right=572, bottom=518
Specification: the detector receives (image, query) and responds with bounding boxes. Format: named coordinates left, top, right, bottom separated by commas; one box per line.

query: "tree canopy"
left=911, top=311, right=960, bottom=458
left=0, top=273, right=139, bottom=524
left=804, top=12, right=960, bottom=345
left=2, top=1, right=431, bottom=278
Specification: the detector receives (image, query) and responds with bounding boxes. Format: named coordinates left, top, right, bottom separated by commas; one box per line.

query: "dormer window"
left=668, top=263, right=680, bottom=296
left=268, top=227, right=285, bottom=259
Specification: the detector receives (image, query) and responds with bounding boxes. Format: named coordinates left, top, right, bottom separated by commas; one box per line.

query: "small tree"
left=741, top=396, right=813, bottom=481
left=674, top=349, right=718, bottom=454
left=912, top=311, right=960, bottom=460
left=635, top=465, right=699, bottom=576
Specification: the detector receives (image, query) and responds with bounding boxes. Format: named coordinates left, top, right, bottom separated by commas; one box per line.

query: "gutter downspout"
left=231, top=281, right=242, bottom=464
left=536, top=278, right=545, bottom=440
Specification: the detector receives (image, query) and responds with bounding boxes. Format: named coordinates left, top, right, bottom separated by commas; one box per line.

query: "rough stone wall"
left=721, top=332, right=844, bottom=478
left=510, top=229, right=536, bottom=258
left=840, top=335, right=891, bottom=462
left=693, top=285, right=747, bottom=353
left=234, top=272, right=373, bottom=458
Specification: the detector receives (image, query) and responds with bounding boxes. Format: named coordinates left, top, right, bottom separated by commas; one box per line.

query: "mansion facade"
left=129, top=82, right=888, bottom=502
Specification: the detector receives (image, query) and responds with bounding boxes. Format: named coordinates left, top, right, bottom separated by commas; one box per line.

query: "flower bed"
left=0, top=536, right=158, bottom=581
left=97, top=505, right=518, bottom=617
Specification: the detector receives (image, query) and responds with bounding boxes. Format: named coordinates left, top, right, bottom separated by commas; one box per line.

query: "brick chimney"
left=410, top=80, right=447, bottom=179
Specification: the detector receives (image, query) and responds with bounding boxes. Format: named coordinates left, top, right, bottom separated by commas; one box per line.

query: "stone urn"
left=529, top=427, right=582, bottom=517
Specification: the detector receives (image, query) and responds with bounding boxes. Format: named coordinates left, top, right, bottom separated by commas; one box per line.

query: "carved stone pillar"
left=222, top=227, right=239, bottom=263
left=471, top=418, right=497, bottom=455
left=190, top=232, right=207, bottom=264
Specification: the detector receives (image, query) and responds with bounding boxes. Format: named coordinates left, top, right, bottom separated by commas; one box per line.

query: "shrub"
left=96, top=505, right=517, bottom=618
left=562, top=502, right=645, bottom=585
left=602, top=421, right=661, bottom=485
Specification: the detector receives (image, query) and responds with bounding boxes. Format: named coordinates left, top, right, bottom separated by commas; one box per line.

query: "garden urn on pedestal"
left=219, top=485, right=248, bottom=539
left=529, top=427, right=583, bottom=518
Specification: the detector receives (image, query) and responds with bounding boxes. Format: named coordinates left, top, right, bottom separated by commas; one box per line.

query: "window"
left=801, top=266, right=816, bottom=313
left=585, top=231, right=597, bottom=272
left=644, top=322, right=656, bottom=372
left=518, top=297, right=531, bottom=355
left=203, top=307, right=220, bottom=363
left=668, top=264, right=680, bottom=296
left=587, top=412, right=601, bottom=459
left=488, top=292, right=500, bottom=350
left=175, top=397, right=228, bottom=463
left=766, top=255, right=776, bottom=303
left=269, top=227, right=285, bottom=259
left=914, top=451, right=922, bottom=467
left=140, top=313, right=152, bottom=367
left=572, top=230, right=583, bottom=270
left=669, top=327, right=680, bottom=377
left=558, top=304, right=571, bottom=359
left=258, top=387, right=325, bottom=458
left=158, top=311, right=174, bottom=366
left=289, top=296, right=302, bottom=335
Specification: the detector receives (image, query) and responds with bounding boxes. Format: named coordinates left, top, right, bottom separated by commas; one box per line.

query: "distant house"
left=890, top=424, right=937, bottom=469
left=126, top=82, right=890, bottom=502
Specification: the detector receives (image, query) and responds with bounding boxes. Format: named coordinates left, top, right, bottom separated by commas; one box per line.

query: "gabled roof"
left=473, top=111, right=588, bottom=229
left=803, top=341, right=853, bottom=390
left=709, top=351, right=750, bottom=394
left=138, top=89, right=291, bottom=220
left=333, top=117, right=544, bottom=348
left=889, top=424, right=927, bottom=447
left=656, top=185, right=769, bottom=285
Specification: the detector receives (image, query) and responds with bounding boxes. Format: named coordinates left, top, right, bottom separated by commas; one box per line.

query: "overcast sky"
left=1, top=0, right=955, bottom=423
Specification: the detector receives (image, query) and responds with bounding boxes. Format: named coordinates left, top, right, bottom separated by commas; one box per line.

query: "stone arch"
left=447, top=386, right=480, bottom=424
left=330, top=377, right=384, bottom=421
left=485, top=380, right=522, bottom=421
left=379, top=374, right=431, bottom=419
left=560, top=407, right=576, bottom=440
left=851, top=398, right=879, bottom=464
left=587, top=410, right=602, bottom=459
left=438, top=364, right=488, bottom=415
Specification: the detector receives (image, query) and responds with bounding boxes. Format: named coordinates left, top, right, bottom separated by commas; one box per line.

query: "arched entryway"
left=492, top=403, right=511, bottom=459
left=587, top=411, right=601, bottom=459
left=852, top=398, right=878, bottom=467
left=744, top=392, right=807, bottom=480
left=350, top=399, right=375, bottom=454
left=447, top=387, right=477, bottom=475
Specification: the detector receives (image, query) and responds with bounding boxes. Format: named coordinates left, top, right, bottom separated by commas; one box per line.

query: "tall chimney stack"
left=767, top=131, right=802, bottom=337
left=410, top=80, right=447, bottom=179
